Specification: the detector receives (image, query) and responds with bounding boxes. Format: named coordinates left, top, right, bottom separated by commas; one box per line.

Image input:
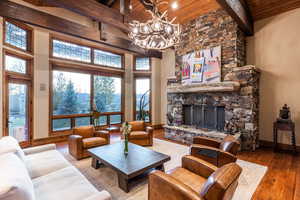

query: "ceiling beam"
left=216, top=0, right=253, bottom=36
left=43, top=0, right=130, bottom=32
left=0, top=0, right=162, bottom=58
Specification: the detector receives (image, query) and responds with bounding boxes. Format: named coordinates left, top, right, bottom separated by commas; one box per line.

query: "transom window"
left=5, top=54, right=27, bottom=74
left=135, top=57, right=151, bottom=70
left=52, top=40, right=91, bottom=63
left=51, top=38, right=124, bottom=69
left=4, top=21, right=31, bottom=51
left=94, top=49, right=122, bottom=68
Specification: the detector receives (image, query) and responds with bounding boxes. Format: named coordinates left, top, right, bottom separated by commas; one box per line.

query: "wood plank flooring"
left=57, top=129, right=300, bottom=200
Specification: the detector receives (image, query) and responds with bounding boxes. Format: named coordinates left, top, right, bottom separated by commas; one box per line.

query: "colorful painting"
left=182, top=46, right=221, bottom=84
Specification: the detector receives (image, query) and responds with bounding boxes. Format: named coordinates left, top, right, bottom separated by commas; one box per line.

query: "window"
left=135, top=57, right=151, bottom=70
left=51, top=67, right=124, bottom=133
left=52, top=70, right=91, bottom=115
left=134, top=77, right=151, bottom=122
left=4, top=21, right=29, bottom=51
left=52, top=40, right=91, bottom=63
left=94, top=49, right=122, bottom=68
left=5, top=54, right=27, bottom=74
left=93, top=76, right=122, bottom=112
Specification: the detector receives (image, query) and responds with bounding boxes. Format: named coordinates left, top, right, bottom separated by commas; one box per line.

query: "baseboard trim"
left=259, top=140, right=300, bottom=151
left=32, top=135, right=69, bottom=146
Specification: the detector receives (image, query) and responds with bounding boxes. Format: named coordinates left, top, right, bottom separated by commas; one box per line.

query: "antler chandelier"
left=128, top=0, right=181, bottom=50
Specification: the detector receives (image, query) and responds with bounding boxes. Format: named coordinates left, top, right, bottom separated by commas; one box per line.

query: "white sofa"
left=0, top=136, right=111, bottom=200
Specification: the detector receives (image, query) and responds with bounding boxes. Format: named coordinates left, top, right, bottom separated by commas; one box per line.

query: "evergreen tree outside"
left=59, top=80, right=78, bottom=114
left=94, top=76, right=115, bottom=112
left=53, top=72, right=66, bottom=114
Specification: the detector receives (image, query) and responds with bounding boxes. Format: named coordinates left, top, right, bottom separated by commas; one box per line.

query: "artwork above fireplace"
left=183, top=104, right=225, bottom=132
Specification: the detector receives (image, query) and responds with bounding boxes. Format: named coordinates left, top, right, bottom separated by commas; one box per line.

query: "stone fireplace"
left=163, top=9, right=260, bottom=151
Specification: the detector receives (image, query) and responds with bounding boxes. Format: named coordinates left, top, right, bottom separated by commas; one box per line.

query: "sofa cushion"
left=168, top=167, right=206, bottom=192
left=0, top=153, right=35, bottom=200
left=129, top=121, right=145, bottom=131
left=129, top=131, right=148, bottom=139
left=0, top=136, right=26, bottom=162
left=25, top=150, right=70, bottom=179
left=82, top=137, right=107, bottom=148
left=33, top=166, right=100, bottom=200
left=73, top=126, right=95, bottom=138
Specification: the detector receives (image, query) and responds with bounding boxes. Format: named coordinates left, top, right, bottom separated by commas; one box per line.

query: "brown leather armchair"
left=149, top=155, right=242, bottom=200
left=190, top=135, right=240, bottom=167
left=68, top=126, right=110, bottom=160
left=128, top=121, right=153, bottom=146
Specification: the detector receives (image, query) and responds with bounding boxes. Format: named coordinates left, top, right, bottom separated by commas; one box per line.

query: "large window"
left=134, top=77, right=151, bottom=122
left=51, top=67, right=123, bottom=133
left=51, top=38, right=123, bottom=69
left=135, top=57, right=151, bottom=71
left=52, top=40, right=91, bottom=63
left=52, top=71, right=91, bottom=115
left=4, top=20, right=32, bottom=52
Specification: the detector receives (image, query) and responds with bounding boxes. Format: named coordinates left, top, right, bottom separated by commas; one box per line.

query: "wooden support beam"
left=0, top=0, right=162, bottom=58
left=216, top=0, right=253, bottom=36
left=43, top=0, right=129, bottom=32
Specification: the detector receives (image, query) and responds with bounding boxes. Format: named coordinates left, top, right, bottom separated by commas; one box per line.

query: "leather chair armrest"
left=95, top=130, right=110, bottom=144
left=146, top=126, right=153, bottom=135
left=149, top=170, right=203, bottom=200
left=191, top=145, right=237, bottom=167
left=182, top=155, right=217, bottom=178
left=68, top=135, right=83, bottom=158
left=193, top=136, right=221, bottom=148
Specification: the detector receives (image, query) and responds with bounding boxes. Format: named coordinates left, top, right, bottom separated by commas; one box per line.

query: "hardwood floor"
left=57, top=129, right=300, bottom=200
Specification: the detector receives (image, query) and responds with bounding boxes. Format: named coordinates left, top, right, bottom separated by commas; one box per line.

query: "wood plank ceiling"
left=246, top=0, right=300, bottom=21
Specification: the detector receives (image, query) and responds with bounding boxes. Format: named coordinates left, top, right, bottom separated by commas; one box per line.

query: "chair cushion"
left=168, top=167, right=206, bottom=192
left=25, top=150, right=70, bottom=179
left=33, top=166, right=100, bottom=200
left=129, top=131, right=148, bottom=139
left=0, top=136, right=26, bottom=162
left=129, top=121, right=145, bottom=131
left=0, top=153, right=35, bottom=200
left=82, top=137, right=107, bottom=149
left=73, top=126, right=95, bottom=138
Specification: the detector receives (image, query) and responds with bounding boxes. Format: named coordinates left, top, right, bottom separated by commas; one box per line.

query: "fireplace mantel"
left=167, top=81, right=240, bottom=94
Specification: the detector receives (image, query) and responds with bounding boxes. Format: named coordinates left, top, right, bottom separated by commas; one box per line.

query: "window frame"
left=50, top=35, right=125, bottom=70
left=133, top=74, right=152, bottom=123
left=133, top=56, right=152, bottom=71
left=49, top=62, right=125, bottom=135
left=3, top=19, right=34, bottom=54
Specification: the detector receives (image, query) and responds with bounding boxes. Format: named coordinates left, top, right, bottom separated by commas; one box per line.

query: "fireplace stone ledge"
left=164, top=125, right=241, bottom=145
left=167, top=81, right=240, bottom=94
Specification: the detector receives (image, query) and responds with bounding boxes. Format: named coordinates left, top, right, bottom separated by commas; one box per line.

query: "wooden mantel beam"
left=216, top=0, right=253, bottom=36
left=43, top=0, right=130, bottom=33
left=0, top=0, right=162, bottom=58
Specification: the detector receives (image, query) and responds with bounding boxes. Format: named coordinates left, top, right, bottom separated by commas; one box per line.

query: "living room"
left=0, top=0, right=300, bottom=200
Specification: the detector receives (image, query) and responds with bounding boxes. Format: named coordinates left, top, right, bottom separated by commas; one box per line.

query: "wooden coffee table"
left=87, top=142, right=171, bottom=192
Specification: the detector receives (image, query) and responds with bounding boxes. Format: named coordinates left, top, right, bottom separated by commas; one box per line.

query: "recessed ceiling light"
left=129, top=4, right=133, bottom=10
left=171, top=1, right=178, bottom=10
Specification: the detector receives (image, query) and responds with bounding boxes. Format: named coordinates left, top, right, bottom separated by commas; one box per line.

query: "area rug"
left=62, top=139, right=267, bottom=200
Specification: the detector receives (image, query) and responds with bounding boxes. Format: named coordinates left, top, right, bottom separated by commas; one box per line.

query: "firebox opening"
left=183, top=104, right=225, bottom=131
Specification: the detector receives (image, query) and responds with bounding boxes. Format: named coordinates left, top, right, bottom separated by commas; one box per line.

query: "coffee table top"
left=88, top=142, right=171, bottom=178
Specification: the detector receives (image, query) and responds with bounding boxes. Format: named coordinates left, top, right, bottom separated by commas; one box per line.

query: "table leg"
left=155, top=164, right=165, bottom=172
left=273, top=126, right=278, bottom=152
left=118, top=173, right=129, bottom=193
left=91, top=157, right=101, bottom=169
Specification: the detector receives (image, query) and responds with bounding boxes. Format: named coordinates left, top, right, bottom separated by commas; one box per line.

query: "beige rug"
left=63, top=139, right=267, bottom=200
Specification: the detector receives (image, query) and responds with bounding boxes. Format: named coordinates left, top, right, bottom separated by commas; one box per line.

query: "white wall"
left=160, top=50, right=175, bottom=124
left=124, top=54, right=134, bottom=122
left=247, top=8, right=300, bottom=145
left=151, top=58, right=162, bottom=125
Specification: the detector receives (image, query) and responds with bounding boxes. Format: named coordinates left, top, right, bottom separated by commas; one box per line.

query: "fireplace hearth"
left=183, top=105, right=225, bottom=131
